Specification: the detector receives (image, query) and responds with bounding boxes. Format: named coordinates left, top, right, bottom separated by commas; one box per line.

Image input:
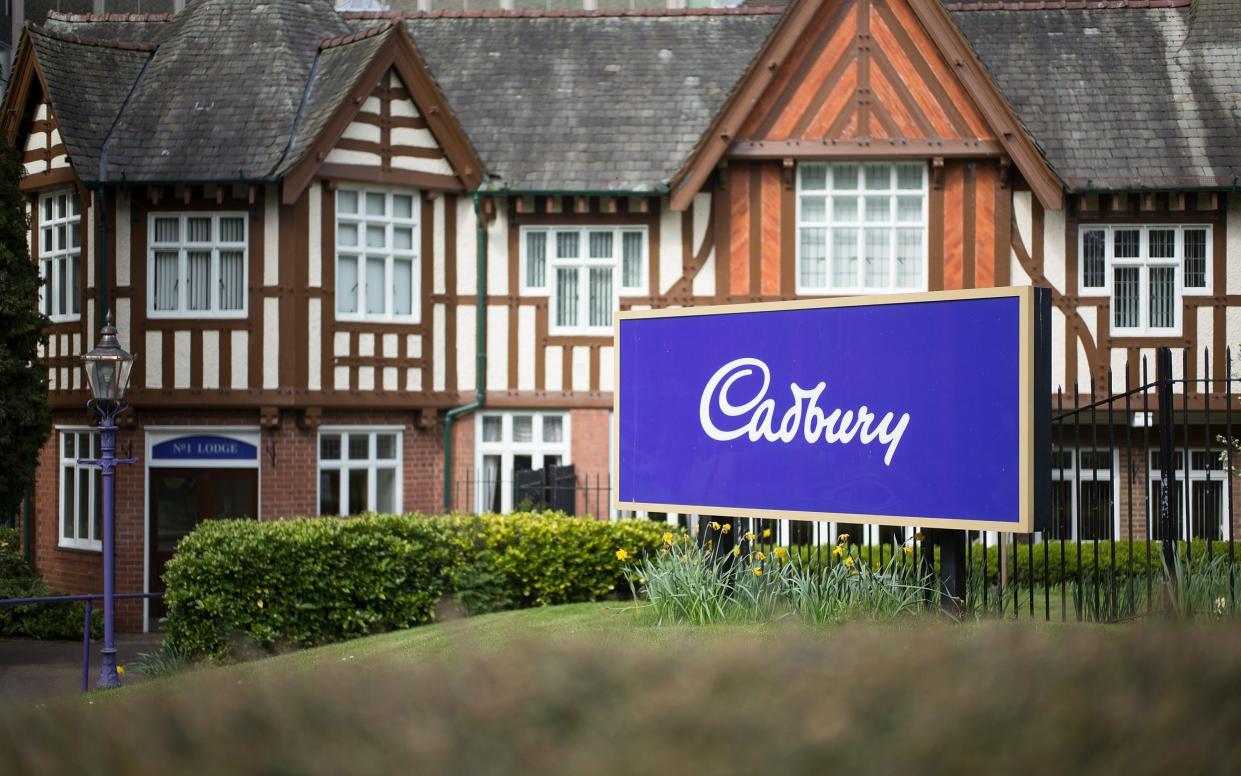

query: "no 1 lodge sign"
left=614, top=288, right=1051, bottom=532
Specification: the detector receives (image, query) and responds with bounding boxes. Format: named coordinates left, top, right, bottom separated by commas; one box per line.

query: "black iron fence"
left=450, top=347, right=1240, bottom=621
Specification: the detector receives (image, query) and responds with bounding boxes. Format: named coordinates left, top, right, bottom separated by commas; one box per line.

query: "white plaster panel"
left=382, top=333, right=398, bottom=359
left=599, top=345, right=615, bottom=393
left=694, top=251, right=716, bottom=297
left=24, top=132, right=45, bottom=151
left=1042, top=207, right=1067, bottom=292
left=1198, top=306, right=1214, bottom=383
left=49, top=129, right=61, bottom=147
left=1229, top=308, right=1241, bottom=367
left=1227, top=194, right=1241, bottom=296
left=1012, top=191, right=1033, bottom=252
left=359, top=333, right=375, bottom=357
left=1078, top=308, right=1098, bottom=392
left=202, top=330, right=220, bottom=390
left=389, top=97, right=419, bottom=119
left=457, top=305, right=476, bottom=391
left=71, top=333, right=80, bottom=357
left=48, top=368, right=55, bottom=391
left=73, top=366, right=80, bottom=391
left=308, top=299, right=322, bottom=391
left=408, top=334, right=422, bottom=358
left=383, top=367, right=398, bottom=391
left=335, top=366, right=350, bottom=391
left=263, top=297, right=279, bottom=389
left=433, top=195, right=446, bottom=295
left=59, top=334, right=67, bottom=357
left=487, top=305, right=508, bottom=391
left=358, top=366, right=375, bottom=391
left=24, top=161, right=47, bottom=176
left=231, top=330, right=248, bottom=389
left=517, top=306, right=536, bottom=391
left=50, top=155, right=68, bottom=169
left=35, top=104, right=47, bottom=121
left=115, top=193, right=131, bottom=287
left=1009, top=247, right=1033, bottom=287
left=360, top=97, right=381, bottom=115
left=391, top=127, right=438, bottom=148
left=545, top=345, right=564, bottom=392
left=456, top=197, right=477, bottom=295
left=335, top=331, right=350, bottom=357
left=433, top=303, right=446, bottom=391
left=1050, top=306, right=1065, bottom=393
left=145, top=330, right=162, bottom=389
left=406, top=368, right=422, bottom=392
left=85, top=200, right=95, bottom=289
left=571, top=346, right=590, bottom=392
left=390, top=155, right=455, bottom=177
left=1110, top=346, right=1129, bottom=392
left=264, top=186, right=279, bottom=287
left=342, top=121, right=381, bottom=143
left=659, top=201, right=681, bottom=295
left=487, top=210, right=508, bottom=296
left=325, top=148, right=382, bottom=167
left=111, top=299, right=127, bottom=352
left=308, top=182, right=322, bottom=287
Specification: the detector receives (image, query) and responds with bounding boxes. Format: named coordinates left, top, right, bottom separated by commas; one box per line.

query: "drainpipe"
left=442, top=192, right=488, bottom=511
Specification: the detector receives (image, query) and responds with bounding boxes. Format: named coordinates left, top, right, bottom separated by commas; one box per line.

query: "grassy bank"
left=5, top=603, right=1241, bottom=774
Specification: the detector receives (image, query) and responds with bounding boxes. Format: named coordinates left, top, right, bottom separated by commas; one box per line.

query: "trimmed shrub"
left=163, top=512, right=669, bottom=660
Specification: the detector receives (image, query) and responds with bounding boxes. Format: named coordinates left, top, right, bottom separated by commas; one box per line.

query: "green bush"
left=163, top=512, right=669, bottom=660
left=0, top=525, right=100, bottom=640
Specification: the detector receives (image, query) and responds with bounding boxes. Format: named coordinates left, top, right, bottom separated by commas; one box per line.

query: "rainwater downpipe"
left=442, top=192, right=488, bottom=511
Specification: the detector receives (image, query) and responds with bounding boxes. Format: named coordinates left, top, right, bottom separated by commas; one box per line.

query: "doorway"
left=148, top=468, right=258, bottom=619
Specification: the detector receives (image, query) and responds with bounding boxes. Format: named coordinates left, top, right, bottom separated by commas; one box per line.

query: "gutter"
left=442, top=192, right=488, bottom=511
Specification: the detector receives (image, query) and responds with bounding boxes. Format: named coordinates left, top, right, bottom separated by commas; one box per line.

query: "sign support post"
left=939, top=530, right=967, bottom=613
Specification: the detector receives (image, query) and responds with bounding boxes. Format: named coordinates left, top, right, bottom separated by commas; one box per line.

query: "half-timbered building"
left=5, top=0, right=1241, bottom=629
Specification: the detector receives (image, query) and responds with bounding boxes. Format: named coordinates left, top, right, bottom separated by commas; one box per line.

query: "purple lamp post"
left=80, top=312, right=137, bottom=689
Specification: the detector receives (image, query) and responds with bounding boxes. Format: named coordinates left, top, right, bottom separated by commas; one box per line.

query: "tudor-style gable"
left=280, top=23, right=484, bottom=205
left=670, top=0, right=1062, bottom=212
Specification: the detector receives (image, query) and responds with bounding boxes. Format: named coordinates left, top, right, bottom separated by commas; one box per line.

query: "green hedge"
left=164, top=512, right=669, bottom=660
left=0, top=526, right=101, bottom=640
left=797, top=538, right=1241, bottom=586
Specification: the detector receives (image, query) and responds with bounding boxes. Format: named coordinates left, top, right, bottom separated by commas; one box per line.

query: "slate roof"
left=16, top=0, right=1241, bottom=193
left=397, top=13, right=782, bottom=191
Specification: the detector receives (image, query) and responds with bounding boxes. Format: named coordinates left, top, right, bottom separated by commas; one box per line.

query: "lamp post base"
left=96, top=646, right=121, bottom=689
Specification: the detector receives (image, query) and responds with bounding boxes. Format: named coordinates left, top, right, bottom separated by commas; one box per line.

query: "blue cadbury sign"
left=151, top=435, right=257, bottom=462
left=614, top=288, right=1050, bottom=532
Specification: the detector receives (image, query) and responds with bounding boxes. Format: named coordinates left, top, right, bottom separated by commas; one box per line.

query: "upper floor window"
left=148, top=213, right=248, bottom=318
left=1079, top=225, right=1210, bottom=336
left=59, top=429, right=101, bottom=551
left=39, top=190, right=81, bottom=322
left=520, top=226, right=647, bottom=334
left=797, top=162, right=927, bottom=295
left=336, top=188, right=420, bottom=323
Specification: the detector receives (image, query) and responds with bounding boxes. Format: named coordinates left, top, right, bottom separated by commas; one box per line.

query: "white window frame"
left=1078, top=224, right=1212, bottom=337
left=520, top=226, right=648, bottom=334
left=316, top=426, right=404, bottom=517
left=335, top=187, right=421, bottom=324
left=795, top=161, right=928, bottom=296
left=38, top=189, right=81, bottom=322
left=57, top=428, right=100, bottom=551
left=1046, top=448, right=1119, bottom=542
left=1149, top=448, right=1232, bottom=541
left=146, top=212, right=249, bottom=319
left=474, top=411, right=571, bottom=514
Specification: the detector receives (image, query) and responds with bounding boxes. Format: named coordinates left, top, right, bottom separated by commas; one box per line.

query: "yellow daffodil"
left=831, top=546, right=844, bottom=558
left=752, top=567, right=763, bottom=577
left=709, top=521, right=722, bottom=531
left=838, top=533, right=849, bottom=544
left=732, top=546, right=741, bottom=557
left=117, top=666, right=125, bottom=675
left=744, top=531, right=756, bottom=543
left=662, top=532, right=674, bottom=545
left=843, top=556, right=854, bottom=567
left=755, top=551, right=766, bottom=561
left=615, top=549, right=629, bottom=562
left=257, top=600, right=264, bottom=609
left=762, top=528, right=772, bottom=539
left=903, top=545, right=913, bottom=555
left=914, top=532, right=925, bottom=542
left=774, top=547, right=788, bottom=562
left=721, top=523, right=732, bottom=534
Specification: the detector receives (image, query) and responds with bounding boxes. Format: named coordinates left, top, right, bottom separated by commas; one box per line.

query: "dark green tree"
left=0, top=141, right=50, bottom=519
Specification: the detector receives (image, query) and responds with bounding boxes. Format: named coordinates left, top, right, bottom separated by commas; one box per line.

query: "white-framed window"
left=475, top=411, right=571, bottom=514
left=58, top=429, right=101, bottom=551
left=520, top=226, right=647, bottom=334
left=336, top=188, right=420, bottom=323
left=38, top=189, right=81, bottom=321
left=317, top=427, right=403, bottom=516
left=1048, top=448, right=1116, bottom=541
left=1149, top=449, right=1230, bottom=541
left=148, top=212, right=248, bottom=318
left=1079, top=225, right=1210, bottom=336
left=796, top=161, right=927, bottom=295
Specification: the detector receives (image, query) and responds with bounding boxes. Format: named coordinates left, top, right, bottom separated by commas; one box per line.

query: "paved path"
left=0, top=634, right=164, bottom=705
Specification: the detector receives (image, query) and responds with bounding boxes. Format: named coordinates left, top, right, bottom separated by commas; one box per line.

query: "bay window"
left=520, top=226, right=646, bottom=334
left=475, top=412, right=570, bottom=513
left=336, top=188, right=420, bottom=323
left=796, top=162, right=927, bottom=294
left=148, top=213, right=248, bottom=317
left=39, top=190, right=81, bottom=321
left=1079, top=225, right=1210, bottom=335
left=318, top=428, right=402, bottom=516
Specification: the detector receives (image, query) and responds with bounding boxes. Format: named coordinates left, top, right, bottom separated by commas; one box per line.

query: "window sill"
left=334, top=315, right=422, bottom=325
left=55, top=543, right=102, bottom=556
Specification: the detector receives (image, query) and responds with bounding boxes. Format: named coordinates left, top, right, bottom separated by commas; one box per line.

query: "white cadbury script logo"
left=698, top=357, right=911, bottom=466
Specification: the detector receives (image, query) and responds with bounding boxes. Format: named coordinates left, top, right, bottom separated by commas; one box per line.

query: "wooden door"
left=149, top=468, right=258, bottom=620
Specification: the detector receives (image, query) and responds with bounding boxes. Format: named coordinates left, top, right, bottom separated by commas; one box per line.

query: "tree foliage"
left=0, top=141, right=50, bottom=518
